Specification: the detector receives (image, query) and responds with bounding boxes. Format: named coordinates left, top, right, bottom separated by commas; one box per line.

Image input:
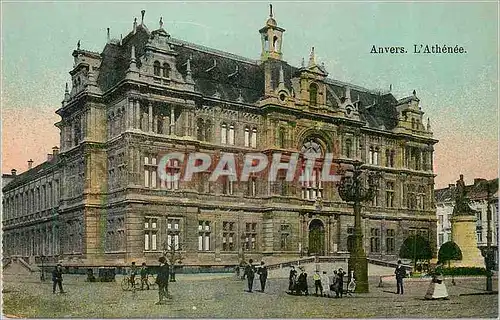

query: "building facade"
left=435, top=178, right=498, bottom=265
left=2, top=9, right=438, bottom=267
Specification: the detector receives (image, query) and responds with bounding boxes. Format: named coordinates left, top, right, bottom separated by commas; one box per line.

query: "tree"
left=399, top=235, right=433, bottom=269
left=438, top=241, right=463, bottom=268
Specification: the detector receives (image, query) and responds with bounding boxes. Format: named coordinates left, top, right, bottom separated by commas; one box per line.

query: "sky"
left=1, top=1, right=498, bottom=188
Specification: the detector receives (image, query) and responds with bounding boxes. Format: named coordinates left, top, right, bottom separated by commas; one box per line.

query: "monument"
left=449, top=175, right=485, bottom=268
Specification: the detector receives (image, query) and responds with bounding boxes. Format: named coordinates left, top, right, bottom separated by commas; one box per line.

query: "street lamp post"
left=337, top=161, right=379, bottom=293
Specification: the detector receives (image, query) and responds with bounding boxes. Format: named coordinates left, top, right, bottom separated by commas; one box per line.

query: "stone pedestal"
left=450, top=215, right=485, bottom=268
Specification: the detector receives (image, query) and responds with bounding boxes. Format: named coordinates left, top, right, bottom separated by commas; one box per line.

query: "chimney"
left=11, top=169, right=17, bottom=176
left=52, top=146, right=60, bottom=156
left=28, top=159, right=33, bottom=170
left=47, top=154, right=53, bottom=161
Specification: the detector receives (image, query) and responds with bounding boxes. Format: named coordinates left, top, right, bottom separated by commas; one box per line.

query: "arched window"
left=221, top=123, right=227, bottom=144
left=153, top=61, right=161, bottom=76
left=309, top=83, right=318, bottom=106
left=345, top=138, right=352, bottom=158
left=244, top=127, right=250, bottom=147
left=162, top=63, right=170, bottom=78
left=251, top=128, right=257, bottom=148
left=228, top=125, right=235, bottom=145
left=205, top=120, right=212, bottom=142
left=277, top=127, right=285, bottom=148
left=273, top=36, right=278, bottom=51
left=197, top=119, right=205, bottom=141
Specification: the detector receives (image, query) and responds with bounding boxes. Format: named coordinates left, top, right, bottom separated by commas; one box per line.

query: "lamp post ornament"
left=337, top=160, right=380, bottom=293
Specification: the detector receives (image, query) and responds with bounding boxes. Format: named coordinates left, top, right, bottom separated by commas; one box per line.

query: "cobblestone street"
left=2, top=272, right=497, bottom=318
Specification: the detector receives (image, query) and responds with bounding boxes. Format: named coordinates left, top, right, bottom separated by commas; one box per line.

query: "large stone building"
left=435, top=178, right=498, bottom=266
left=2, top=8, right=438, bottom=267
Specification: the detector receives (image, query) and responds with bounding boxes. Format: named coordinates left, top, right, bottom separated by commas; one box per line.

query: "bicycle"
left=121, top=274, right=141, bottom=291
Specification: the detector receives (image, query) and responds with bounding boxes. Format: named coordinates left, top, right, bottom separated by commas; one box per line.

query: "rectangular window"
left=245, top=222, right=258, bottom=251
left=144, top=155, right=158, bottom=188
left=222, top=221, right=235, bottom=251
left=438, top=233, right=444, bottom=247
left=166, top=218, right=181, bottom=251
left=198, top=221, right=211, bottom=251
left=386, top=182, right=394, bottom=208
left=144, top=217, right=159, bottom=251
left=370, top=228, right=380, bottom=253
left=223, top=177, right=234, bottom=195
left=280, top=224, right=290, bottom=251
left=386, top=229, right=395, bottom=254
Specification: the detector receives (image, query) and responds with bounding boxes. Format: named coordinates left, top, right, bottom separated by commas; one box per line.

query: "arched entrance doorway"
left=308, top=219, right=325, bottom=256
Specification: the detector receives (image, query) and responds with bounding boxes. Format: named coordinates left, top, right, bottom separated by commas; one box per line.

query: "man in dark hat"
left=155, top=256, right=170, bottom=305
left=288, top=266, right=297, bottom=292
left=257, top=261, right=268, bottom=292
left=395, top=260, right=406, bottom=294
left=52, top=263, right=65, bottom=294
left=243, top=259, right=256, bottom=292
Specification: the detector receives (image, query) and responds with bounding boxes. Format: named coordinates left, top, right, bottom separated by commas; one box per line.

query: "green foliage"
left=399, top=235, right=433, bottom=264
left=435, top=266, right=487, bottom=276
left=438, top=241, right=463, bottom=264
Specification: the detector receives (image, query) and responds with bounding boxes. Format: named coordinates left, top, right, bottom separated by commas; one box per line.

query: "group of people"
left=242, top=259, right=268, bottom=293
left=288, top=265, right=351, bottom=298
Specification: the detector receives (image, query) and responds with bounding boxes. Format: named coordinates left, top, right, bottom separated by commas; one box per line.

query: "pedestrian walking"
left=140, top=262, right=149, bottom=290
left=288, top=266, right=297, bottom=292
left=257, top=261, right=268, bottom=292
left=52, top=263, right=65, bottom=294
left=243, top=259, right=256, bottom=292
left=395, top=260, right=406, bottom=295
left=155, top=256, right=170, bottom=305
left=312, top=270, right=322, bottom=296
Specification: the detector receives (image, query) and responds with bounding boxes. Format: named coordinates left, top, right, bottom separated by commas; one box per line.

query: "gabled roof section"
left=2, top=158, right=60, bottom=192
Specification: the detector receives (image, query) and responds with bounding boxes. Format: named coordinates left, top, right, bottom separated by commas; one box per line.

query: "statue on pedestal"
left=453, top=174, right=476, bottom=216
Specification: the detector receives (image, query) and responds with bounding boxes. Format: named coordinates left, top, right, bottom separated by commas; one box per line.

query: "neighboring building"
left=2, top=169, right=17, bottom=189
left=435, top=178, right=499, bottom=265
left=2, top=8, right=438, bottom=267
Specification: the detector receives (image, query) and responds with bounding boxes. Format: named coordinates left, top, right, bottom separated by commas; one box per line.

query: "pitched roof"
left=2, top=158, right=60, bottom=192
left=97, top=25, right=409, bottom=130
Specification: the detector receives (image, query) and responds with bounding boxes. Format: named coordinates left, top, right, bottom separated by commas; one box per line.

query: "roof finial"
left=133, top=17, right=137, bottom=34
left=308, top=46, right=316, bottom=67
left=413, top=89, right=416, bottom=96
left=389, top=84, right=392, bottom=92
left=159, top=17, right=163, bottom=29
left=107, top=28, right=110, bottom=43
left=141, top=10, right=146, bottom=25
left=269, top=4, right=273, bottom=17
left=65, top=82, right=69, bottom=93
left=427, top=117, right=431, bottom=131
left=120, top=34, right=123, bottom=45
left=77, top=40, right=80, bottom=50
left=301, top=57, right=305, bottom=68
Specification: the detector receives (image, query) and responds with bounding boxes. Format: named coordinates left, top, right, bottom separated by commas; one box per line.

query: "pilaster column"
left=148, top=102, right=153, bottom=132
left=170, top=106, right=176, bottom=136
left=153, top=115, right=158, bottom=133
left=127, top=99, right=134, bottom=129
left=135, top=100, right=141, bottom=131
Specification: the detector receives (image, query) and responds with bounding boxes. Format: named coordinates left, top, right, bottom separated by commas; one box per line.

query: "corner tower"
left=259, top=4, right=285, bottom=61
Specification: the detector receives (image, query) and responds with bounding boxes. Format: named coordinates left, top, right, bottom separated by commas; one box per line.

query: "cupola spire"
left=141, top=10, right=146, bottom=25
left=159, top=17, right=163, bottom=29
left=308, top=47, right=316, bottom=67
left=259, top=4, right=285, bottom=61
